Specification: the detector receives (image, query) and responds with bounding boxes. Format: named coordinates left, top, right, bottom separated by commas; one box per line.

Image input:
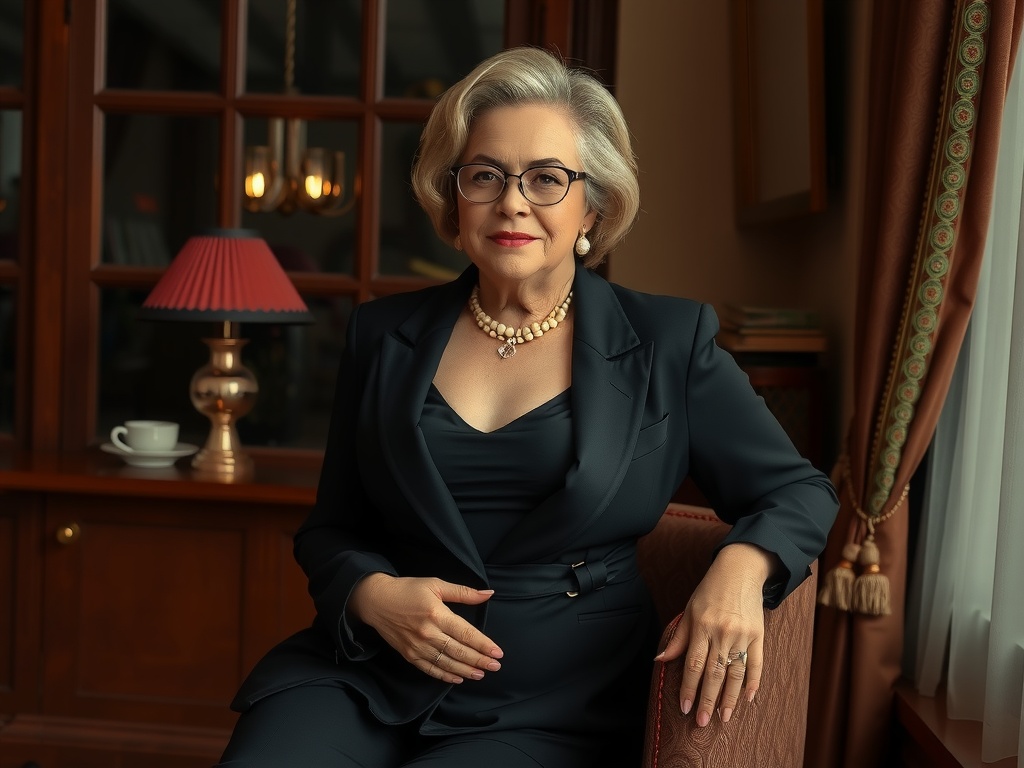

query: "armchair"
left=638, top=504, right=817, bottom=768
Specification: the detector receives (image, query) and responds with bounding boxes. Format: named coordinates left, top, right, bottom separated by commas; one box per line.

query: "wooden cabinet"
left=0, top=494, right=40, bottom=730
left=0, top=451, right=317, bottom=767
left=739, top=359, right=826, bottom=470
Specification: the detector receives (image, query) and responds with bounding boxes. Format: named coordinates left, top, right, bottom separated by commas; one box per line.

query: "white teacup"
left=110, top=420, right=179, bottom=453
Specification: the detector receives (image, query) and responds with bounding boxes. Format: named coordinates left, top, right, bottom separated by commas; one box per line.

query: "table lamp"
left=138, top=229, right=313, bottom=480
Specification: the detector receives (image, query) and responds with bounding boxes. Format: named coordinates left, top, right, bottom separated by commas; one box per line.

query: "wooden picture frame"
left=732, top=0, right=827, bottom=225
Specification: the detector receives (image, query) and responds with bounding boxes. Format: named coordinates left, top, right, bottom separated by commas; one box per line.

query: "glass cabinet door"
left=245, top=0, right=362, bottom=97
left=382, top=0, right=505, bottom=98
left=87, top=1, right=514, bottom=450
left=105, top=0, right=222, bottom=91
left=54, top=0, right=614, bottom=454
left=0, top=0, right=23, bottom=87
left=0, top=0, right=23, bottom=439
left=376, top=0, right=504, bottom=278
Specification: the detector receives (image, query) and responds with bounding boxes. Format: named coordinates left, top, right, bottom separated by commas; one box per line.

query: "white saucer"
left=101, top=442, right=200, bottom=468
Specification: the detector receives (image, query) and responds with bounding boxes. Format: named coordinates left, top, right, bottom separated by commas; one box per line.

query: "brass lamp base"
left=190, top=336, right=257, bottom=481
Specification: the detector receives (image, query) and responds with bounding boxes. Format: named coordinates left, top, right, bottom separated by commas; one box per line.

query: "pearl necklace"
left=468, top=285, right=573, bottom=359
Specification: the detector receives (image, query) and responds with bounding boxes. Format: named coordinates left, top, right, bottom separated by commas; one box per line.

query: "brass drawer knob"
left=56, top=522, right=81, bottom=544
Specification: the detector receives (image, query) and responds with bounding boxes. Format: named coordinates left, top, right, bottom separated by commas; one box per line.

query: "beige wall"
left=612, top=0, right=870, bottom=458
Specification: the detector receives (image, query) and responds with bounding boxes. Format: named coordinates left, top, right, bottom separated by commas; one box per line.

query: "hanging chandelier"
left=243, top=0, right=355, bottom=216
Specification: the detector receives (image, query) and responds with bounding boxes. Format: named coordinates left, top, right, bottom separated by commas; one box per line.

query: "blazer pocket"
left=632, top=415, right=669, bottom=460
left=577, top=605, right=643, bottom=623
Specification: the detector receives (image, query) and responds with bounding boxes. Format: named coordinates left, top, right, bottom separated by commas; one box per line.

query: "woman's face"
left=455, top=103, right=597, bottom=285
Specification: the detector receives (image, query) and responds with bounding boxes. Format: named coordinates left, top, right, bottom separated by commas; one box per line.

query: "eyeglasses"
left=451, top=163, right=587, bottom=206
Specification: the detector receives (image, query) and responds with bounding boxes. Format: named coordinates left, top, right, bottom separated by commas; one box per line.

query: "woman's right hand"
left=348, top=573, right=504, bottom=684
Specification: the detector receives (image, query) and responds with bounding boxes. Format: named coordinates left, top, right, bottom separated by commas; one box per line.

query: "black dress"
left=418, top=383, right=653, bottom=751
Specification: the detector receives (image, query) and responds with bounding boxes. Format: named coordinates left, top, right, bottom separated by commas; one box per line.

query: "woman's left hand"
left=654, top=542, right=779, bottom=727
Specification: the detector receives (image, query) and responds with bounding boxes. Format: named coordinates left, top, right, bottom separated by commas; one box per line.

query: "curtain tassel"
left=822, top=456, right=905, bottom=615
left=816, top=541, right=861, bottom=611
left=851, top=531, right=891, bottom=616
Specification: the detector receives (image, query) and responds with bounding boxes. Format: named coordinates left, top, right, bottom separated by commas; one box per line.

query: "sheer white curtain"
left=906, top=46, right=1024, bottom=764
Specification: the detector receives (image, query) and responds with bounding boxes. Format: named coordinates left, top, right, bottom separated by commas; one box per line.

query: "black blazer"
left=231, top=261, right=838, bottom=731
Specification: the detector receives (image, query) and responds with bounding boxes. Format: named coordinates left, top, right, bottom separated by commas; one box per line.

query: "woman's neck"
left=475, top=264, right=576, bottom=328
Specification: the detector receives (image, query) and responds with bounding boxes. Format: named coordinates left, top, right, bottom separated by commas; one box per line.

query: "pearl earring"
left=575, top=229, right=591, bottom=256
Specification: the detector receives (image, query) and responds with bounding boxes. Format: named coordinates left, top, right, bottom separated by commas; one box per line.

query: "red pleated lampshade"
left=139, top=229, right=312, bottom=323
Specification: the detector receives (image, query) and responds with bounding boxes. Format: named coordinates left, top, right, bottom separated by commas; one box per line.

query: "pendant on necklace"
left=497, top=340, right=517, bottom=359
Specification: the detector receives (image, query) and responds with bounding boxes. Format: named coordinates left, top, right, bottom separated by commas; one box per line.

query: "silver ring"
left=726, top=650, right=748, bottom=666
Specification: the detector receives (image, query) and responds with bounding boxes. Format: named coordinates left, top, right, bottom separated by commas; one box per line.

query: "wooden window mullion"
left=221, top=0, right=243, bottom=227
left=354, top=0, right=381, bottom=294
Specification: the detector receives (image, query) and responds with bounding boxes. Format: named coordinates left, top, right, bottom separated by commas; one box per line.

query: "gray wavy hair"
left=411, top=46, right=639, bottom=268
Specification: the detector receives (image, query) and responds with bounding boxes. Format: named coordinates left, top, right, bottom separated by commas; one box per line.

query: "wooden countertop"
left=0, top=446, right=320, bottom=506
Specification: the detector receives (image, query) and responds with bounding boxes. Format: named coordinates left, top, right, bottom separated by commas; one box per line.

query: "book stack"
left=716, top=305, right=826, bottom=354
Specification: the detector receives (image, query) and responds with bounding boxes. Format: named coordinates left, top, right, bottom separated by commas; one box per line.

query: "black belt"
left=484, top=542, right=637, bottom=599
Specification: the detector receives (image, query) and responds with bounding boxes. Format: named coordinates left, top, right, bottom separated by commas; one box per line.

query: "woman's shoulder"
left=347, top=274, right=470, bottom=350
left=606, top=281, right=703, bottom=312
left=572, top=268, right=718, bottom=352
left=602, top=279, right=711, bottom=337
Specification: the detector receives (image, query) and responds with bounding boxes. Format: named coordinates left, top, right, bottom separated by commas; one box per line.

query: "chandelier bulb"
left=304, top=174, right=323, bottom=200
left=242, top=123, right=355, bottom=215
left=246, top=172, right=267, bottom=199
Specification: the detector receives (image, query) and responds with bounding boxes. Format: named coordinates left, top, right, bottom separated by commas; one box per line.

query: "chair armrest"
left=637, top=504, right=816, bottom=768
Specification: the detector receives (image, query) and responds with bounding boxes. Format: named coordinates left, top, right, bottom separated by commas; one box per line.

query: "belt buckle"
left=566, top=561, right=585, bottom=597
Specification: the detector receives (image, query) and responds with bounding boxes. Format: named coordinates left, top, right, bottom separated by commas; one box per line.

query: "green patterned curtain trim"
left=866, top=0, right=991, bottom=519
left=818, top=0, right=993, bottom=617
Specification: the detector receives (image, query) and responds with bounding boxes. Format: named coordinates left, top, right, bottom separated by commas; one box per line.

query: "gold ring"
left=433, top=650, right=443, bottom=665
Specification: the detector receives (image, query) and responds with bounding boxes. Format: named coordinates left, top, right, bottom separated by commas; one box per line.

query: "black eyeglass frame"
left=449, top=163, right=588, bottom=206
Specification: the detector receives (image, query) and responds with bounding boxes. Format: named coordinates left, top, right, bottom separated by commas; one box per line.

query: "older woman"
left=217, top=46, right=838, bottom=767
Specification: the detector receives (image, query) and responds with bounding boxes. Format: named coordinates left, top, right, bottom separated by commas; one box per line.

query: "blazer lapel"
left=489, top=264, right=653, bottom=564
left=376, top=267, right=487, bottom=581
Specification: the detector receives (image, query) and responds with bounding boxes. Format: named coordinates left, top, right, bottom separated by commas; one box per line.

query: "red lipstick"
left=490, top=231, right=537, bottom=247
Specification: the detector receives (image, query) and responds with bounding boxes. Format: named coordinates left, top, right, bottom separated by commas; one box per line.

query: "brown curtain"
left=804, top=2, right=1024, bottom=767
